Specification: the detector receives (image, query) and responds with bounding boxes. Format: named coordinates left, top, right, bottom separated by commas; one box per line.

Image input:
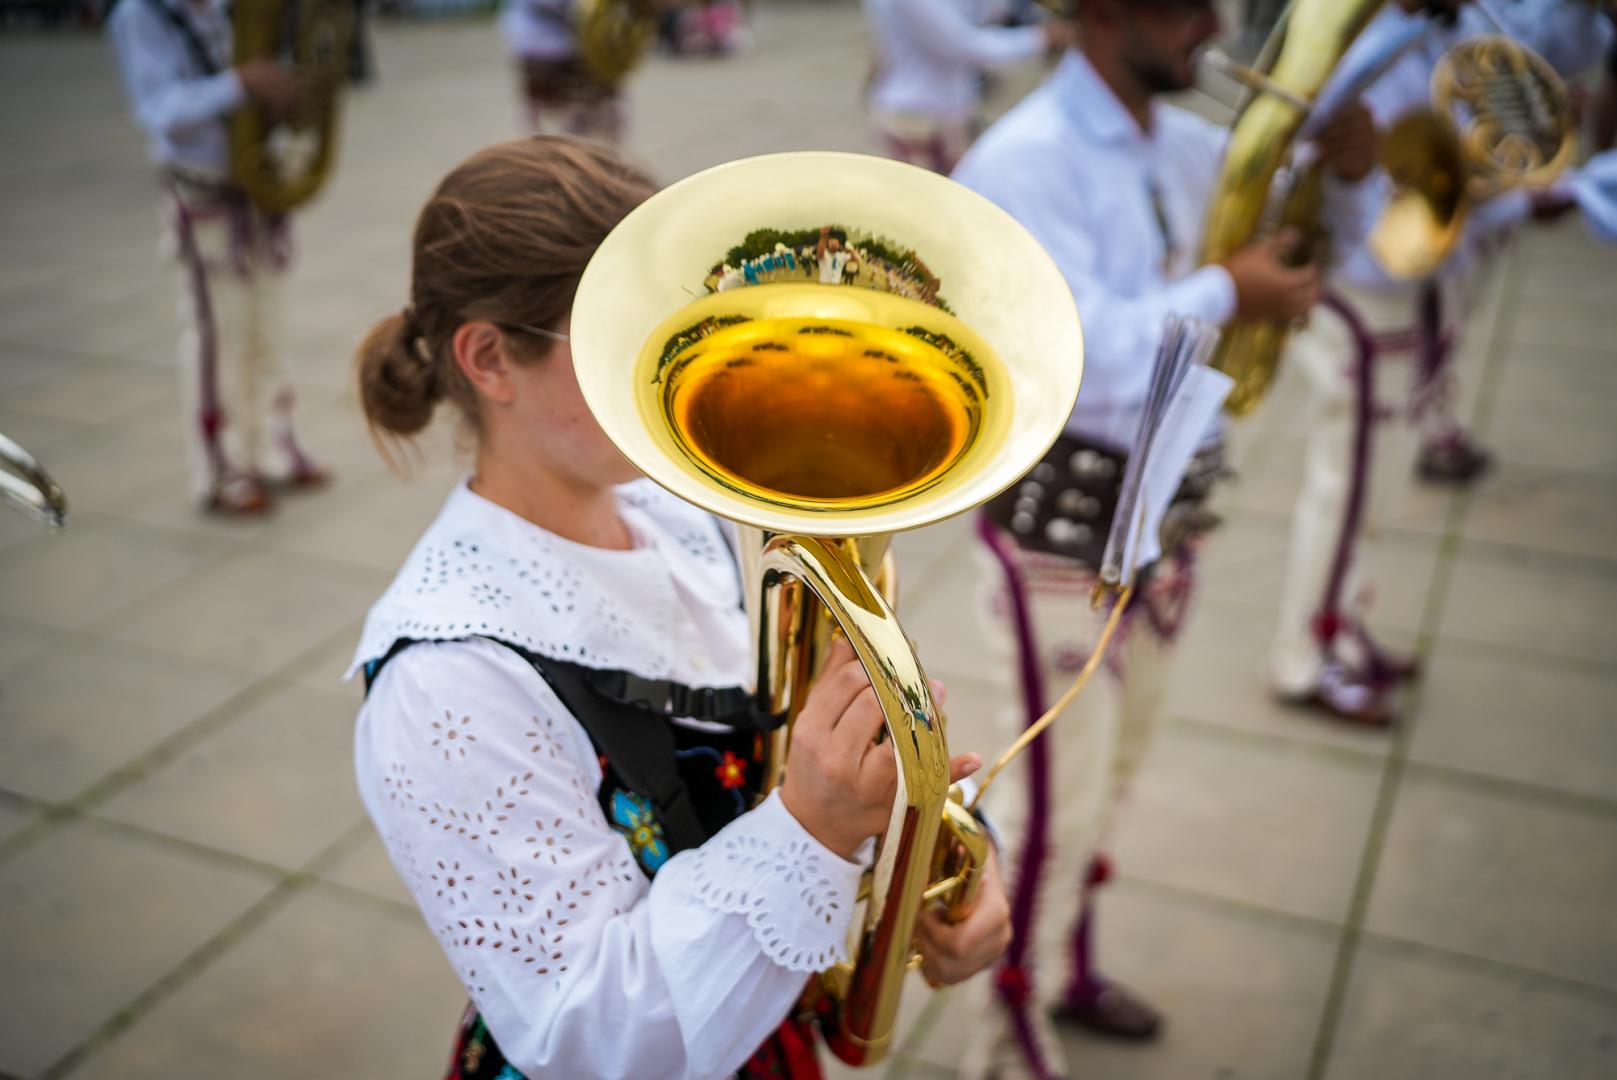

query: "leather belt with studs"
left=981, top=432, right=1225, bottom=568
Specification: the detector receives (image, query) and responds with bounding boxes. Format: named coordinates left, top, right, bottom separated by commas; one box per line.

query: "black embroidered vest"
left=364, top=639, right=823, bottom=1080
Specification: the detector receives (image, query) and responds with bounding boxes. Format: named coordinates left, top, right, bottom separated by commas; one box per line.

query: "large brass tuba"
left=1370, top=29, right=1577, bottom=277
left=1197, top=0, right=1389, bottom=416
left=575, top=0, right=660, bottom=88
left=230, top=0, right=352, bottom=213
left=569, top=152, right=1083, bottom=1066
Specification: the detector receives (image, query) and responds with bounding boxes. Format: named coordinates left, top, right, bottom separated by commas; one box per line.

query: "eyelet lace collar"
left=348, top=479, right=744, bottom=683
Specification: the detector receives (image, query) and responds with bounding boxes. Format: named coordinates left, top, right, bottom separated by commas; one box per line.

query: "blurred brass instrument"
left=0, top=432, right=68, bottom=529
left=569, top=152, right=1083, bottom=1066
left=230, top=0, right=352, bottom=213
left=576, top=0, right=659, bottom=87
left=1197, top=0, right=1390, bottom=416
left=1371, top=26, right=1577, bottom=278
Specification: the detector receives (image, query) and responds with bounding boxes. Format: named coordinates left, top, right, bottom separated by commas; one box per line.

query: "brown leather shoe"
left=1417, top=433, right=1494, bottom=486
left=1051, top=981, right=1163, bottom=1042
left=1285, top=661, right=1398, bottom=728
left=205, top=473, right=273, bottom=517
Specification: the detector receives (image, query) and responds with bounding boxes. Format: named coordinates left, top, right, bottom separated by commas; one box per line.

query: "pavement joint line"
left=38, top=818, right=376, bottom=1079
left=1398, top=759, right=1617, bottom=821
left=1303, top=248, right=1524, bottom=1080
left=1423, top=628, right=1617, bottom=677
left=1355, top=927, right=1617, bottom=1005
left=1165, top=712, right=1617, bottom=821
left=1111, top=872, right=1346, bottom=938
left=1119, top=870, right=1617, bottom=1004
left=1163, top=712, right=1390, bottom=770
left=0, top=617, right=366, bottom=870
left=1201, top=584, right=1613, bottom=676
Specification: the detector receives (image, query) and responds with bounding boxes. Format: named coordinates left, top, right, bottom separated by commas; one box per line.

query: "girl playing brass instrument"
left=348, top=137, right=1011, bottom=1080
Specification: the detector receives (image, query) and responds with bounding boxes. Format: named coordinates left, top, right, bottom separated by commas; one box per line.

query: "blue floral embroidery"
left=495, top=1067, right=526, bottom=1080
left=609, top=789, right=670, bottom=873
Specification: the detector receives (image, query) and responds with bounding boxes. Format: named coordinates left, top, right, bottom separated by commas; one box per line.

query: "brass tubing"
left=756, top=533, right=949, bottom=1067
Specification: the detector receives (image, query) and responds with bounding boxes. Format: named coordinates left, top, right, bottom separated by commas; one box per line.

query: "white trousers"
left=167, top=190, right=302, bottom=499
left=1266, top=280, right=1456, bottom=695
left=959, top=524, right=1193, bottom=1080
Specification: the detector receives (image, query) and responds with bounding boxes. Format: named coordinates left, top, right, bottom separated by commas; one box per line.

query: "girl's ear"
left=453, top=322, right=518, bottom=406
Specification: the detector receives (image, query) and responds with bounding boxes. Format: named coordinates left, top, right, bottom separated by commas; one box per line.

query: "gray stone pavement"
left=2, top=4, right=1615, bottom=1078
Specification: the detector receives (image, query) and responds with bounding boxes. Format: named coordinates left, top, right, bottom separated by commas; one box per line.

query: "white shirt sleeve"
left=356, top=638, right=861, bottom=1080
left=893, top=0, right=1044, bottom=69
left=107, top=1, right=244, bottom=142
left=970, top=166, right=1236, bottom=371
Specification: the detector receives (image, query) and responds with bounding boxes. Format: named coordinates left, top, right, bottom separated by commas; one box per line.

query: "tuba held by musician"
left=1196, top=0, right=1387, bottom=416
left=569, top=152, right=1083, bottom=1066
left=230, top=0, right=352, bottom=213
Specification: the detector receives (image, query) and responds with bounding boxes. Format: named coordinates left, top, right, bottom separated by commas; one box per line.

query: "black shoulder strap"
left=141, top=0, right=223, bottom=78
left=363, top=638, right=783, bottom=857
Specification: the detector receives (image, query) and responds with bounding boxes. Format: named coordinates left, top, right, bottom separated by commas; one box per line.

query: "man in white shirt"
left=1266, top=0, right=1607, bottom=727
left=107, top=0, right=330, bottom=515
left=862, top=0, right=1071, bottom=173
left=950, top=2, right=1377, bottom=1076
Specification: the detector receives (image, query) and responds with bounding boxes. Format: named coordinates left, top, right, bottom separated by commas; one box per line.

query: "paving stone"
left=0, top=792, right=39, bottom=845
left=0, top=634, right=253, bottom=803
left=101, top=547, right=387, bottom=675
left=1366, top=772, right=1617, bottom=992
left=1164, top=597, right=1398, bottom=757
left=1439, top=545, right=1617, bottom=667
left=0, top=613, right=61, bottom=679
left=98, top=682, right=370, bottom=870
left=318, top=823, right=416, bottom=909
left=0, top=818, right=275, bottom=1077
left=1410, top=641, right=1617, bottom=804
left=0, top=515, right=233, bottom=632
left=1060, top=883, right=1338, bottom=1080
left=1113, top=723, right=1381, bottom=924
left=263, top=466, right=458, bottom=574
left=1327, top=939, right=1617, bottom=1080
left=63, top=886, right=467, bottom=1080
left=1199, top=526, right=1442, bottom=637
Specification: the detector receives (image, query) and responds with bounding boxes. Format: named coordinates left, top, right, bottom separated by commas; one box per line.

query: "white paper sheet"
left=1125, top=364, right=1235, bottom=573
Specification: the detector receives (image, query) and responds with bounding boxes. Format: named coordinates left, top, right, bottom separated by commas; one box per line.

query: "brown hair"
left=356, top=136, right=656, bottom=454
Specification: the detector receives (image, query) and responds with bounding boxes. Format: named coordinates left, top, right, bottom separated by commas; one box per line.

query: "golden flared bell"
left=569, top=151, right=1084, bottom=538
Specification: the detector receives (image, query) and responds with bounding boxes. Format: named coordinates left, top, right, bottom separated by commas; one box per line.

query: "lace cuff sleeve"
left=667, top=790, right=861, bottom=974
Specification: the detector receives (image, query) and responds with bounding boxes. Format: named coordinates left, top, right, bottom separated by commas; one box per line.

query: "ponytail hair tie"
left=401, top=305, right=432, bottom=365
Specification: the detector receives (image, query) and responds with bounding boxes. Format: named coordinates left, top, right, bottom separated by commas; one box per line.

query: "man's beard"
left=1130, top=55, right=1194, bottom=94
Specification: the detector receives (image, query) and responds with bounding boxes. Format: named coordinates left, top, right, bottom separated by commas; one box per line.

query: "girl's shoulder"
left=347, top=480, right=738, bottom=685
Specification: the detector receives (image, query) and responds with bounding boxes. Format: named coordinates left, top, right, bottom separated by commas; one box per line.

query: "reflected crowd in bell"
left=2, top=1, right=1617, bottom=1079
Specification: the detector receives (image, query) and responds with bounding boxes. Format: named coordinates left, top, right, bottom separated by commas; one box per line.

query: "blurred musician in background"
left=1266, top=0, right=1611, bottom=728
left=862, top=0, right=1071, bottom=173
left=500, top=0, right=668, bottom=144
left=107, top=0, right=331, bottom=516
left=950, top=2, right=1378, bottom=1076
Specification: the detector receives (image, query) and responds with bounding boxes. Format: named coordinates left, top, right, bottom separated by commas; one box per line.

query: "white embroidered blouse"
left=350, top=480, right=861, bottom=1080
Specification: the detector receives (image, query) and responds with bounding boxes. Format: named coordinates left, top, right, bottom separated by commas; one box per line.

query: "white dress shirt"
left=350, top=481, right=861, bottom=1080
left=1460, top=0, right=1615, bottom=80
left=499, top=0, right=578, bottom=61
left=952, top=50, right=1237, bottom=447
left=864, top=0, right=1044, bottom=122
left=106, top=0, right=242, bottom=177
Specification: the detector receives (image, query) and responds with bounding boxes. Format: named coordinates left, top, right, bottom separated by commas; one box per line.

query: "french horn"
left=1370, top=27, right=1578, bottom=278
left=230, top=0, right=352, bottom=214
left=569, top=152, right=1083, bottom=1065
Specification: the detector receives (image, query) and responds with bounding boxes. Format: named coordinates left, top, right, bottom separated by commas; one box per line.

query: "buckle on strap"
left=588, top=669, right=764, bottom=723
